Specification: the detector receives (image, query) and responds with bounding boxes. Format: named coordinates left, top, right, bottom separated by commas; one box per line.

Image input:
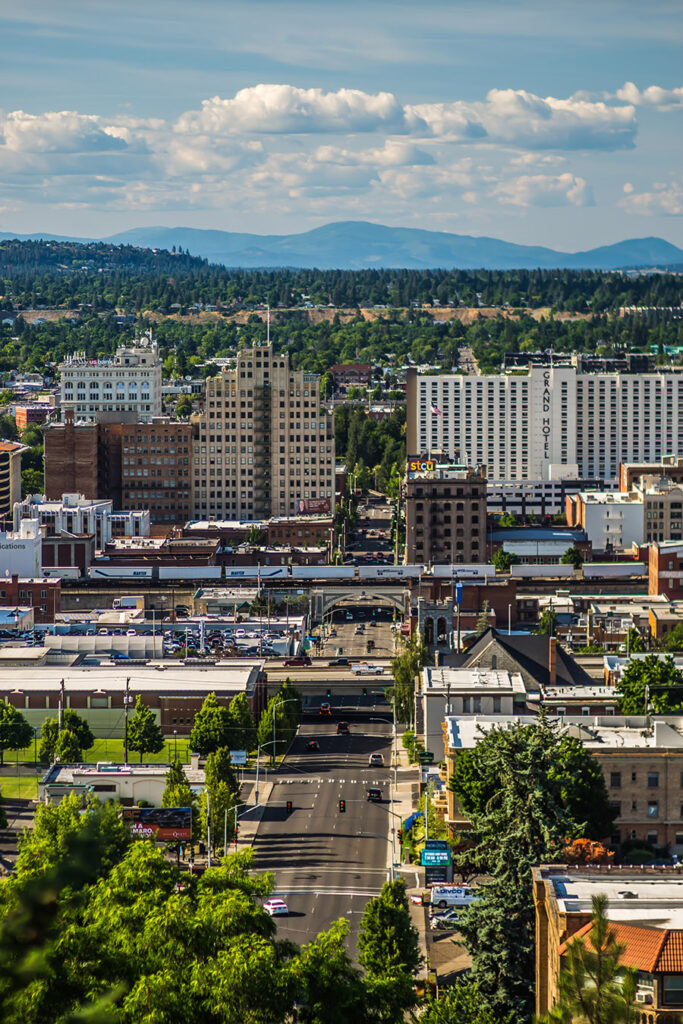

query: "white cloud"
left=493, top=173, right=594, bottom=208
left=615, top=82, right=683, bottom=110
left=620, top=179, right=683, bottom=216
left=175, top=84, right=415, bottom=135
left=409, top=89, right=636, bottom=150
left=0, top=110, right=126, bottom=153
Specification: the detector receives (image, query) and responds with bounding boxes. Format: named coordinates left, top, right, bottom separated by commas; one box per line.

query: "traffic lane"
left=254, top=727, right=394, bottom=952
left=286, top=725, right=394, bottom=773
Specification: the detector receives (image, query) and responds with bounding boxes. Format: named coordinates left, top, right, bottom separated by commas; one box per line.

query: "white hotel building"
left=407, top=365, right=683, bottom=484
left=60, top=337, right=162, bottom=423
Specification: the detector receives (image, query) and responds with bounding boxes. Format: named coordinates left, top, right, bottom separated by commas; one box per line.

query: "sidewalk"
left=236, top=779, right=274, bottom=848
left=391, top=732, right=429, bottom=976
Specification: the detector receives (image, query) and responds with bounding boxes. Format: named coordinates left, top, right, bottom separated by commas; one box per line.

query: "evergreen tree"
left=539, top=895, right=637, bottom=1023
left=357, top=878, right=421, bottom=1023
left=421, top=979, right=512, bottom=1024
left=126, top=695, right=164, bottom=762
left=455, top=719, right=579, bottom=1020
left=189, top=691, right=234, bottom=755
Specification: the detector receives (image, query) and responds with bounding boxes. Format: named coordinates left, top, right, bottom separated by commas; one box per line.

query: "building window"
left=647, top=801, right=659, bottom=818
left=610, top=772, right=621, bottom=789
left=662, top=975, right=683, bottom=1006
left=648, top=772, right=660, bottom=788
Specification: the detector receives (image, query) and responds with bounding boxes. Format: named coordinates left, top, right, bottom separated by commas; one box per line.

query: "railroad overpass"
left=309, top=585, right=409, bottom=621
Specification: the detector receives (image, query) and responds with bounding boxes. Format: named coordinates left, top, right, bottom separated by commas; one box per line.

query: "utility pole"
left=58, top=678, right=65, bottom=731
left=124, top=676, right=132, bottom=765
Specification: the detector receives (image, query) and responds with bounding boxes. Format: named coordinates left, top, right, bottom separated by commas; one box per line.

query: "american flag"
left=430, top=403, right=441, bottom=416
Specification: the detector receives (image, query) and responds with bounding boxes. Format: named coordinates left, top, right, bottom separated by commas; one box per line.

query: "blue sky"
left=0, top=0, right=681, bottom=249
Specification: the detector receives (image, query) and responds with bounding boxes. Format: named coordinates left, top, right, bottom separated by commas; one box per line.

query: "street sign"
left=421, top=848, right=452, bottom=867
left=424, top=839, right=449, bottom=851
left=419, top=751, right=435, bottom=764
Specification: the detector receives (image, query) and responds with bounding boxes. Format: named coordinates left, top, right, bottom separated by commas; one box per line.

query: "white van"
left=430, top=886, right=479, bottom=909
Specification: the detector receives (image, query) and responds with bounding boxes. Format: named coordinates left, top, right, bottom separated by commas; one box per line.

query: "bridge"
left=309, top=585, right=410, bottom=622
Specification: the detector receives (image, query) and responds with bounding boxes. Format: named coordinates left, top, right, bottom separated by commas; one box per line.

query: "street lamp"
left=123, top=676, right=134, bottom=765
left=173, top=728, right=178, bottom=761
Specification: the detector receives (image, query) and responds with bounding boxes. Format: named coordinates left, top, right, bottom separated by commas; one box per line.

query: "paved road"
left=251, top=713, right=396, bottom=954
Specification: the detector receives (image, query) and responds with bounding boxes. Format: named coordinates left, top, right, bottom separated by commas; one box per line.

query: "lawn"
left=0, top=775, right=38, bottom=799
left=3, top=736, right=193, bottom=766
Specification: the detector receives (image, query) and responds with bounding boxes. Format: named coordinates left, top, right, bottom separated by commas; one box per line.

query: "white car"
left=263, top=898, right=289, bottom=917
left=235, top=628, right=246, bottom=638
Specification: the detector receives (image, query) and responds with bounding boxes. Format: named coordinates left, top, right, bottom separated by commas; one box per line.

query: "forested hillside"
left=0, top=240, right=681, bottom=313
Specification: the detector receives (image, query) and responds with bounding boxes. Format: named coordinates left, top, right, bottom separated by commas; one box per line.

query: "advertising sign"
left=123, top=806, right=192, bottom=842
left=229, top=750, right=247, bottom=766
left=421, top=848, right=452, bottom=867
left=297, top=498, right=331, bottom=514
left=407, top=458, right=435, bottom=473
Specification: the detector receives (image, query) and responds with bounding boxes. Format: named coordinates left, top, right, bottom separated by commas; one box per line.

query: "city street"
left=250, top=714, right=399, bottom=954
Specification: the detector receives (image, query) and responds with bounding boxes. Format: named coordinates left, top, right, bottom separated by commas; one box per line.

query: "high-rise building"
left=407, top=364, right=683, bottom=483
left=120, top=420, right=193, bottom=524
left=44, top=414, right=99, bottom=500
left=405, top=460, right=487, bottom=565
left=59, top=336, right=162, bottom=423
left=0, top=441, right=27, bottom=524
left=193, top=344, right=335, bottom=520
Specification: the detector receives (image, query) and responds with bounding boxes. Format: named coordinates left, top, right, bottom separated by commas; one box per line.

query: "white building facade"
left=407, top=366, right=683, bottom=483
left=0, top=519, right=42, bottom=577
left=14, top=493, right=150, bottom=548
left=60, top=337, right=162, bottom=423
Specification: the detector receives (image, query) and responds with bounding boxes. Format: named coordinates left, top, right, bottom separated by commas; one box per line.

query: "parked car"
left=430, top=886, right=479, bottom=910
left=429, top=909, right=461, bottom=930
left=283, top=656, right=311, bottom=667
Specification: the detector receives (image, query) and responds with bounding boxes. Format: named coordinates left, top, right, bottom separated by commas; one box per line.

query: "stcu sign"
left=408, top=459, right=435, bottom=472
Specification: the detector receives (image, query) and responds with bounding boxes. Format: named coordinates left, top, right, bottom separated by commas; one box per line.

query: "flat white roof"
left=445, top=714, right=683, bottom=751
left=539, top=868, right=683, bottom=928
left=424, top=667, right=526, bottom=694
left=0, top=661, right=264, bottom=694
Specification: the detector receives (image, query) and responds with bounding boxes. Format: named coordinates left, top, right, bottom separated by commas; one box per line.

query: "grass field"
left=3, top=736, right=193, bottom=766
left=0, top=775, right=38, bottom=799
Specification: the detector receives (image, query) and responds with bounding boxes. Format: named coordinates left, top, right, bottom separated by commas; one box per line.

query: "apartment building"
left=568, top=477, right=683, bottom=552
left=405, top=460, right=486, bottom=565
left=59, top=336, right=162, bottom=423
left=649, top=540, right=683, bottom=599
left=193, top=344, right=335, bottom=521
left=120, top=420, right=193, bottom=524
left=619, top=454, right=683, bottom=492
left=407, top=364, right=683, bottom=483
left=487, top=474, right=606, bottom=517
left=534, top=864, right=683, bottom=1020
left=0, top=575, right=60, bottom=622
left=0, top=441, right=26, bottom=524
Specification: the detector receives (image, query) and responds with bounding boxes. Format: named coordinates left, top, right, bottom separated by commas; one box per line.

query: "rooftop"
left=423, top=666, right=526, bottom=695
left=445, top=714, right=683, bottom=752
left=0, top=662, right=265, bottom=694
left=535, top=865, right=683, bottom=929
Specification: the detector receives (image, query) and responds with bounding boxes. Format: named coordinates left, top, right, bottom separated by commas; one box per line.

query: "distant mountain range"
left=2, top=221, right=683, bottom=271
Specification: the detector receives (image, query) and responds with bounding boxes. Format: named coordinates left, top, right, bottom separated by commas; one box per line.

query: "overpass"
left=309, top=585, right=410, bottom=622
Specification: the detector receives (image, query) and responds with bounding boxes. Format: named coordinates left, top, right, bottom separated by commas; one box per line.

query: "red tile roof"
left=560, top=922, right=683, bottom=972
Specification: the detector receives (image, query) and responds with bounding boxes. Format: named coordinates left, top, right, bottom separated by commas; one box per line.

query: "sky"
left=0, top=0, right=682, bottom=250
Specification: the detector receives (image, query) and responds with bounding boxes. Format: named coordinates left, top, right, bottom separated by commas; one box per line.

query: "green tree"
left=561, top=546, right=584, bottom=569
left=53, top=729, right=83, bottom=763
left=625, top=627, right=646, bottom=653
left=539, top=894, right=637, bottom=1023
left=126, top=695, right=164, bottom=762
left=257, top=690, right=299, bottom=763
left=389, top=631, right=426, bottom=726
left=0, top=414, right=18, bottom=441
left=295, top=919, right=371, bottom=1024
left=492, top=548, right=517, bottom=572
left=21, top=467, right=44, bottom=496
left=421, top=979, right=512, bottom=1024
left=450, top=722, right=615, bottom=841
left=454, top=719, right=581, bottom=1020
left=161, top=758, right=199, bottom=840
left=617, top=654, right=683, bottom=714
left=245, top=525, right=266, bottom=546
left=0, top=388, right=18, bottom=406
left=475, top=600, right=491, bottom=636
left=535, top=607, right=558, bottom=636
left=0, top=702, right=33, bottom=766
left=357, top=878, right=421, bottom=1023
left=657, top=622, right=683, bottom=652
left=498, top=512, right=518, bottom=527
left=39, top=710, right=94, bottom=764
left=229, top=692, right=257, bottom=751
left=189, top=691, right=234, bottom=755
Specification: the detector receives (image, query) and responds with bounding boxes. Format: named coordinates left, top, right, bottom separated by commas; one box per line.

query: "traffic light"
left=286, top=800, right=293, bottom=815
left=233, top=828, right=239, bottom=844
left=398, top=829, right=403, bottom=844
left=326, top=688, right=331, bottom=697
left=339, top=799, right=346, bottom=813
left=362, top=687, right=368, bottom=697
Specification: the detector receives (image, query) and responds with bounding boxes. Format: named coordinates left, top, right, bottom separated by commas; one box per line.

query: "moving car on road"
left=263, top=898, right=289, bottom=917
left=368, top=753, right=384, bottom=766
left=319, top=702, right=331, bottom=715
left=366, top=787, right=382, bottom=802
left=283, top=655, right=311, bottom=667
left=329, top=657, right=350, bottom=667
left=336, top=721, right=350, bottom=734
left=306, top=739, right=320, bottom=751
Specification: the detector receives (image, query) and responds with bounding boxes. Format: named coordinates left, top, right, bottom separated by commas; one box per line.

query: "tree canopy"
left=616, top=654, right=683, bottom=714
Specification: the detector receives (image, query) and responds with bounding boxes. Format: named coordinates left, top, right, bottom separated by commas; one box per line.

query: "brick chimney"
left=548, top=636, right=557, bottom=686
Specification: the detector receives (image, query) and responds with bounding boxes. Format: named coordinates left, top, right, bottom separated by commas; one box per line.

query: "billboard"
left=297, top=498, right=331, bottom=514
left=229, top=749, right=247, bottom=766
left=408, top=458, right=435, bottom=473
left=123, top=806, right=192, bottom=842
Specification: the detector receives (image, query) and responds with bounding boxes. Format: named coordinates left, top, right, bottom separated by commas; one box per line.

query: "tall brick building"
left=44, top=414, right=99, bottom=499
left=405, top=460, right=487, bottom=565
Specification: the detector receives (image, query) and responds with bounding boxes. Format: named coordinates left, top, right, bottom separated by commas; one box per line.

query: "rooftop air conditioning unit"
left=635, top=992, right=653, bottom=1004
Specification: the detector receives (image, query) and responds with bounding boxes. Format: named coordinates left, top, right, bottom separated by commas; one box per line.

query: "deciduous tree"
left=39, top=710, right=94, bottom=763
left=126, top=695, right=164, bottom=762
left=189, top=691, right=234, bottom=754
left=617, top=654, right=683, bottom=714
left=0, top=702, right=34, bottom=765
left=357, top=878, right=421, bottom=1023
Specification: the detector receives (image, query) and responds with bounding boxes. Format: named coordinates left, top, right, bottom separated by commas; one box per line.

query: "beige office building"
left=193, top=345, right=335, bottom=520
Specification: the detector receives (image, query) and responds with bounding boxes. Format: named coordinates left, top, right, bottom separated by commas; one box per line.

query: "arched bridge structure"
left=309, top=585, right=410, bottom=622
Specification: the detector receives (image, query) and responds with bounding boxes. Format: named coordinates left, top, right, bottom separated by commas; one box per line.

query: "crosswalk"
left=275, top=777, right=388, bottom=786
